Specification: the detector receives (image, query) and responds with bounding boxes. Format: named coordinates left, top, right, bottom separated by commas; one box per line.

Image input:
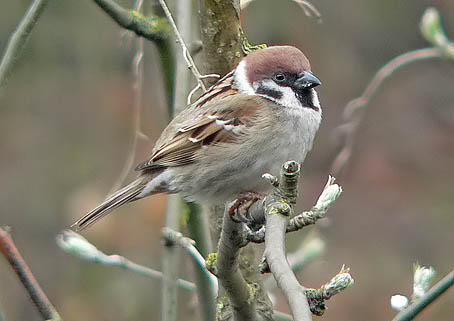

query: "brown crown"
left=243, top=46, right=311, bottom=84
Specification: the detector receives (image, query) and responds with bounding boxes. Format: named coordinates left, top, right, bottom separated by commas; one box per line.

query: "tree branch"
left=0, top=0, right=50, bottom=92
left=216, top=208, right=259, bottom=321
left=392, top=270, right=454, bottom=321
left=263, top=162, right=312, bottom=321
left=0, top=227, right=62, bottom=321
left=303, top=266, right=354, bottom=316
left=246, top=175, right=342, bottom=244
left=213, top=162, right=343, bottom=320
left=162, top=194, right=183, bottom=321
left=196, top=1, right=273, bottom=320
left=329, top=48, right=441, bottom=177
left=330, top=7, right=454, bottom=177
left=186, top=204, right=217, bottom=321
left=158, top=0, right=215, bottom=95
left=162, top=227, right=218, bottom=294
left=197, top=0, right=245, bottom=85
left=92, top=0, right=170, bottom=42
left=56, top=229, right=195, bottom=291
left=91, top=0, right=174, bottom=102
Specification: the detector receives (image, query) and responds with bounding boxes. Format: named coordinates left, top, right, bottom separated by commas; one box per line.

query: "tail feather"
left=71, top=178, right=147, bottom=231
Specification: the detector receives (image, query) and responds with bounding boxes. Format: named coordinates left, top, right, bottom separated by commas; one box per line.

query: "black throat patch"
left=294, top=87, right=319, bottom=111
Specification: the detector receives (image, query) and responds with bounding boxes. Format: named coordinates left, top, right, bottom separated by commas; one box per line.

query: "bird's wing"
left=135, top=94, right=264, bottom=170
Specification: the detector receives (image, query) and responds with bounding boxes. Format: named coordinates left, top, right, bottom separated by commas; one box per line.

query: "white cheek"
left=311, top=89, right=321, bottom=109
left=277, top=86, right=302, bottom=110
left=233, top=61, right=255, bottom=95
left=254, top=79, right=302, bottom=110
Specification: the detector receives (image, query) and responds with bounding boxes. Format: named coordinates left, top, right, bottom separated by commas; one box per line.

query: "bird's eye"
left=273, top=73, right=286, bottom=83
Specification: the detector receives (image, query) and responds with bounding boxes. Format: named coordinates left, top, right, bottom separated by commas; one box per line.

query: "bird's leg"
left=227, top=192, right=264, bottom=223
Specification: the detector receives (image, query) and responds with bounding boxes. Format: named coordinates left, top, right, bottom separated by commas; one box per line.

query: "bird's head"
left=233, top=46, right=321, bottom=111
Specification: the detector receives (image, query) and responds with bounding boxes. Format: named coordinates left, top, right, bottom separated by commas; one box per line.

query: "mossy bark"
left=197, top=0, right=245, bottom=85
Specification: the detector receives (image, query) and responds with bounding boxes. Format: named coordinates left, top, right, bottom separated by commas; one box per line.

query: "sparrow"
left=72, top=45, right=322, bottom=231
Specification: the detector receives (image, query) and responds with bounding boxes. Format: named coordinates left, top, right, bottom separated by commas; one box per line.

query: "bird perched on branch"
left=72, top=45, right=322, bottom=231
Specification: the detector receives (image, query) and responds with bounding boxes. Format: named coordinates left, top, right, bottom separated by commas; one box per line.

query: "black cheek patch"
left=295, top=88, right=319, bottom=111
left=256, top=84, right=283, bottom=100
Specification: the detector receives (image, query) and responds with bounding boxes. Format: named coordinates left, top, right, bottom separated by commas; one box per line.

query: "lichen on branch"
left=92, top=0, right=170, bottom=42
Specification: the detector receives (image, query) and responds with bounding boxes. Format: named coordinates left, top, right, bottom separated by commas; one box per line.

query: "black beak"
left=294, top=71, right=321, bottom=89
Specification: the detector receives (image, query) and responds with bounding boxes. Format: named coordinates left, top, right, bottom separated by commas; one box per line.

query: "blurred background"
left=1, top=0, right=454, bottom=320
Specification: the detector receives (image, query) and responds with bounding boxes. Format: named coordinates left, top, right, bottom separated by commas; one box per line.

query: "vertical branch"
left=263, top=162, right=312, bottom=321
left=162, top=194, right=183, bottom=321
left=197, top=0, right=244, bottom=85
left=186, top=203, right=216, bottom=321
left=0, top=227, right=62, bottom=321
left=0, top=0, right=50, bottom=92
left=216, top=210, right=258, bottom=321
left=160, top=0, right=191, bottom=319
left=172, top=0, right=194, bottom=115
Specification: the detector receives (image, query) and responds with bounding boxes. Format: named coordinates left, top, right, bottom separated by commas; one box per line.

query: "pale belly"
left=179, top=132, right=310, bottom=204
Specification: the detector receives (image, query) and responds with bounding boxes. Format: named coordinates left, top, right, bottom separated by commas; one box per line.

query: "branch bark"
left=0, top=227, right=62, bottom=321
left=0, top=0, right=50, bottom=92
left=263, top=162, right=313, bottom=321
left=216, top=209, right=258, bottom=321
left=162, top=195, right=183, bottom=321
left=92, top=0, right=170, bottom=42
left=197, top=0, right=245, bottom=85
left=91, top=0, right=174, bottom=104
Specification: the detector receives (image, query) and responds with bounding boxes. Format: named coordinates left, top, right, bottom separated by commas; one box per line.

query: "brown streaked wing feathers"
left=135, top=93, right=262, bottom=171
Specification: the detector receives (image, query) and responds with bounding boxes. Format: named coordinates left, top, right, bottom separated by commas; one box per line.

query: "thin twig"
left=157, top=0, right=207, bottom=93
left=91, top=0, right=174, bottom=102
left=241, top=0, right=321, bottom=21
left=0, top=227, right=62, bottom=321
left=246, top=175, right=342, bottom=244
left=330, top=47, right=442, bottom=177
left=392, top=270, right=454, bottom=321
left=162, top=227, right=218, bottom=294
left=56, top=229, right=195, bottom=291
left=103, top=254, right=195, bottom=291
left=0, top=0, right=50, bottom=92
left=291, top=0, right=322, bottom=20
left=109, top=0, right=145, bottom=194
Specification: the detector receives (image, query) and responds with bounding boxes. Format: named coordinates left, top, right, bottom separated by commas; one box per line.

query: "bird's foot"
left=227, top=192, right=264, bottom=224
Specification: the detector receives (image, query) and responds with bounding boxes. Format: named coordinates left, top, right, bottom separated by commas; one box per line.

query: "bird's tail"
left=71, top=178, right=148, bottom=231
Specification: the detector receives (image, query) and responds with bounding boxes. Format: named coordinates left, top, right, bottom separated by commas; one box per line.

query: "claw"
left=227, top=192, right=264, bottom=224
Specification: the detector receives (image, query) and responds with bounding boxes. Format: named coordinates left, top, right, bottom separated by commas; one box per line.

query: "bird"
left=72, top=45, right=322, bottom=231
